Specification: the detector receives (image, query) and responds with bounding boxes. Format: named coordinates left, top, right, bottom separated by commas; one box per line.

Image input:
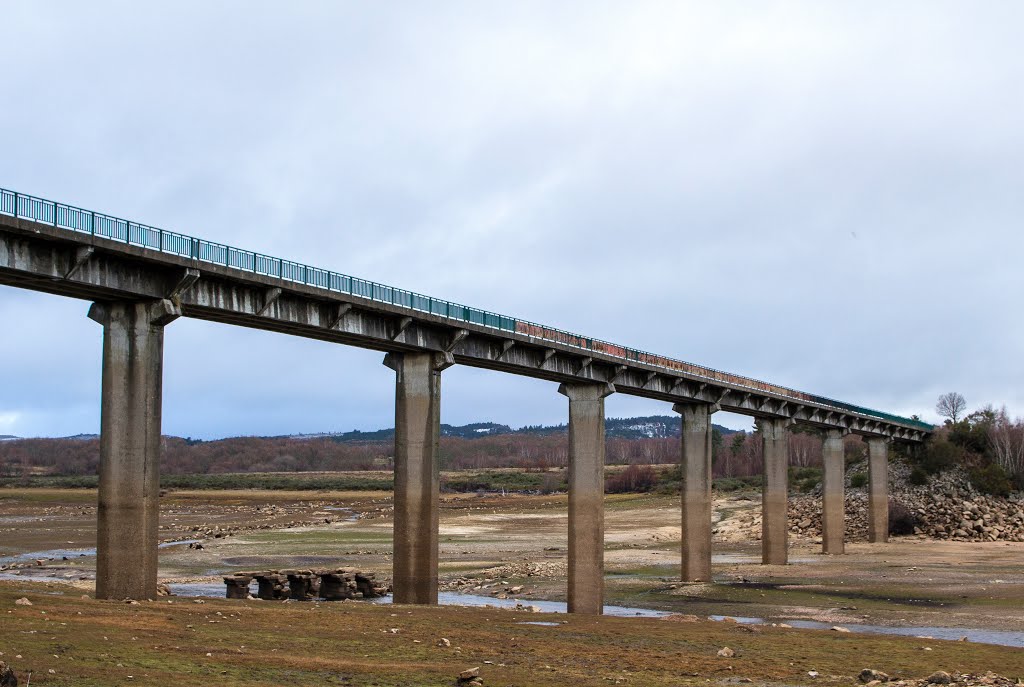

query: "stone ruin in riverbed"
left=223, top=568, right=389, bottom=601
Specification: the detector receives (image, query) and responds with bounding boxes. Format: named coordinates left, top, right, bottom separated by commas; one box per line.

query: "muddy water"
left=158, top=582, right=1024, bottom=646
left=707, top=615, right=1024, bottom=648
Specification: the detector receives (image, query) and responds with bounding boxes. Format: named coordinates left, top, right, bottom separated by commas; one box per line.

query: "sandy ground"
left=2, top=488, right=1023, bottom=635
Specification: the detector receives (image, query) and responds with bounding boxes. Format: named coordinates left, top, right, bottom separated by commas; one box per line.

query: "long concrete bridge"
left=0, top=187, right=933, bottom=612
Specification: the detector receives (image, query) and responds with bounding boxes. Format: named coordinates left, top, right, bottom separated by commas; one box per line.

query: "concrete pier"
left=761, top=417, right=791, bottom=565
left=89, top=299, right=180, bottom=600
left=384, top=351, right=452, bottom=604
left=673, top=402, right=717, bottom=582
left=559, top=382, right=614, bottom=614
left=866, top=437, right=889, bottom=543
left=821, top=429, right=846, bottom=554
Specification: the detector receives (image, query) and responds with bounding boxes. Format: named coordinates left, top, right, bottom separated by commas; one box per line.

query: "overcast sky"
left=1, top=2, right=1022, bottom=439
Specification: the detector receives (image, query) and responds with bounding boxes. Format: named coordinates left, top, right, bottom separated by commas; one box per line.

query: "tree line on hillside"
left=10, top=395, right=1019, bottom=495
left=0, top=423, right=836, bottom=479
left=913, top=392, right=1024, bottom=496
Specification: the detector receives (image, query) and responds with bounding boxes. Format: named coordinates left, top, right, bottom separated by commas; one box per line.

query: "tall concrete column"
left=866, top=437, right=889, bottom=543
left=559, top=382, right=614, bottom=615
left=821, top=429, right=846, bottom=554
left=89, top=299, right=180, bottom=600
left=673, top=402, right=717, bottom=582
left=760, top=417, right=791, bottom=565
left=383, top=351, right=452, bottom=604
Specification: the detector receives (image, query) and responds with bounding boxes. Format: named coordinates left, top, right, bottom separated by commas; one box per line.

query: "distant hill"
left=0, top=435, right=17, bottom=441
left=282, top=415, right=737, bottom=443
left=0, top=415, right=745, bottom=478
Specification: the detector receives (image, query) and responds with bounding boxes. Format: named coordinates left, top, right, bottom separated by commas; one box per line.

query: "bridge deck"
left=0, top=187, right=931, bottom=440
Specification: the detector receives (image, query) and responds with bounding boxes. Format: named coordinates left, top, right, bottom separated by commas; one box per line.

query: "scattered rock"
left=717, top=647, right=735, bottom=658
left=13, top=598, right=31, bottom=606
left=438, top=638, right=451, bottom=647
left=860, top=669, right=890, bottom=683
left=456, top=666, right=483, bottom=686
left=927, top=671, right=952, bottom=685
left=830, top=626, right=851, bottom=633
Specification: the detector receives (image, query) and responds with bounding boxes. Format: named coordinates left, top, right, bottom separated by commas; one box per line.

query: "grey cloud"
left=2, top=2, right=1022, bottom=437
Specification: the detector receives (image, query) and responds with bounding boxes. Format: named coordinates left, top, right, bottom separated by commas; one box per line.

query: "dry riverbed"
left=1, top=487, right=1023, bottom=684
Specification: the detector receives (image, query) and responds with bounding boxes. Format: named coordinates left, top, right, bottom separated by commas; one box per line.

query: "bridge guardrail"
left=0, top=186, right=932, bottom=432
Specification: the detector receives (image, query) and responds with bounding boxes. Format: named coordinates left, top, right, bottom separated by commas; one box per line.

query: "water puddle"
left=708, top=615, right=1024, bottom=648
left=517, top=621, right=561, bottom=626
left=322, top=507, right=361, bottom=521
left=162, top=583, right=672, bottom=617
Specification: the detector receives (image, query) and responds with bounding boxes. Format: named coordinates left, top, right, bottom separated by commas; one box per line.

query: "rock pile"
left=441, top=560, right=565, bottom=593
left=786, top=462, right=1024, bottom=543
left=223, top=568, right=388, bottom=601
left=859, top=669, right=1021, bottom=687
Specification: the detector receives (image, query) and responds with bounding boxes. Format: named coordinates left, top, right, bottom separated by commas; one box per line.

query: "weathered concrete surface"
left=821, top=429, right=846, bottom=554
left=384, top=351, right=452, bottom=604
left=560, top=382, right=614, bottom=614
left=867, top=437, right=890, bottom=543
left=761, top=418, right=791, bottom=565
left=673, top=402, right=716, bottom=582
left=89, top=298, right=179, bottom=600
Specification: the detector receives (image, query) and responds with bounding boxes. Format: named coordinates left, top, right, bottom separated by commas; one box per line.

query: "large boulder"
left=0, top=660, right=17, bottom=687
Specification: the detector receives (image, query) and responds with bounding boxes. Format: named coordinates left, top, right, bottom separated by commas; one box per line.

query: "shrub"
left=605, top=464, right=658, bottom=493
left=798, top=476, right=819, bottom=493
left=713, top=476, right=760, bottom=492
left=968, top=463, right=1012, bottom=497
left=918, top=438, right=961, bottom=475
left=849, top=472, right=867, bottom=489
left=888, top=499, right=918, bottom=535
left=908, top=466, right=929, bottom=486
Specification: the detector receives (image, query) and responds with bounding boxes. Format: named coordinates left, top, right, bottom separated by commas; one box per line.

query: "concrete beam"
left=558, top=381, right=614, bottom=614
left=761, top=417, right=791, bottom=565
left=88, top=298, right=180, bottom=599
left=383, top=351, right=450, bottom=604
left=0, top=218, right=930, bottom=441
left=673, top=402, right=717, bottom=582
left=821, top=429, right=846, bottom=554
left=866, top=437, right=890, bottom=543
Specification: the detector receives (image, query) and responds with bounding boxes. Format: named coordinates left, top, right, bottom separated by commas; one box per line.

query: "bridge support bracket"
left=256, top=287, right=282, bottom=316
left=64, top=246, right=94, bottom=279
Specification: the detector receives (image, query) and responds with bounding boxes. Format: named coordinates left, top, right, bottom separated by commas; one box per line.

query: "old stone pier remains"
left=223, top=568, right=388, bottom=601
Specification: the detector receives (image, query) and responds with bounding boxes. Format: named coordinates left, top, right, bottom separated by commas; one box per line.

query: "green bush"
left=849, top=472, right=867, bottom=489
left=790, top=466, right=821, bottom=481
left=969, top=463, right=1012, bottom=497
left=908, top=466, right=929, bottom=486
left=918, top=439, right=961, bottom=475
left=798, top=476, right=819, bottom=493
left=888, top=499, right=918, bottom=535
left=712, top=475, right=761, bottom=492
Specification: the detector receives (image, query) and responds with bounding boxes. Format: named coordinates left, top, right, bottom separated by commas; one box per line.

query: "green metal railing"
left=0, top=186, right=933, bottom=432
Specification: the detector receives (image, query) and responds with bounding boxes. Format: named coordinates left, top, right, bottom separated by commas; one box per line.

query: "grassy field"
left=3, top=581, right=1023, bottom=687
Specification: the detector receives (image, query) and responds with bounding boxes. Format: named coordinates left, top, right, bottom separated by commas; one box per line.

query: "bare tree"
left=988, top=407, right=1024, bottom=479
left=936, top=392, right=966, bottom=424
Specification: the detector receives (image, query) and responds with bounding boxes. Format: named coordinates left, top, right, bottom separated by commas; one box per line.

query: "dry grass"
left=2, top=581, right=1023, bottom=687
